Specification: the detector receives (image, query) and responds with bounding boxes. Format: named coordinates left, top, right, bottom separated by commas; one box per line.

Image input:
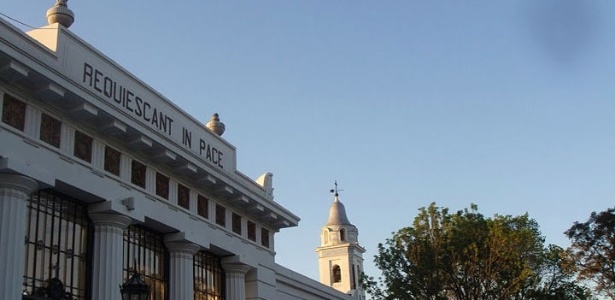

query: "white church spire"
left=316, top=181, right=366, bottom=300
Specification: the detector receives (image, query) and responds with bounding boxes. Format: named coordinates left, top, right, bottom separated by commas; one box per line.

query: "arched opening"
left=332, top=265, right=342, bottom=283
left=340, top=228, right=346, bottom=241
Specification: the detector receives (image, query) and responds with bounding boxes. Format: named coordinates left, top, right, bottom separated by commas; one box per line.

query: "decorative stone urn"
left=206, top=113, right=225, bottom=136
left=46, top=0, right=74, bottom=28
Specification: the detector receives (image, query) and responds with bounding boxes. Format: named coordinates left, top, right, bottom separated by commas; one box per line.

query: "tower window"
left=340, top=228, right=346, bottom=241
left=351, top=264, right=357, bottom=289
left=332, top=265, right=342, bottom=283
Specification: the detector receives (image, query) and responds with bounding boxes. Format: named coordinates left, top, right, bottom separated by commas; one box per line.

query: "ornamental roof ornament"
left=46, top=0, right=74, bottom=28
left=327, top=181, right=352, bottom=226
left=206, top=113, right=226, bottom=136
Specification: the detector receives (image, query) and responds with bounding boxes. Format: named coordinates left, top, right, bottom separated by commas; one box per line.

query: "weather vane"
left=329, top=180, right=343, bottom=197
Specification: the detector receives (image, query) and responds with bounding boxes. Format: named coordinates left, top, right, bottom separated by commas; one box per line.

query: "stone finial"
left=206, top=113, right=225, bottom=136
left=46, top=0, right=74, bottom=28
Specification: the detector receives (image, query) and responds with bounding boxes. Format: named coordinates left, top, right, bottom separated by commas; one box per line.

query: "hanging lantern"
left=120, top=272, right=150, bottom=300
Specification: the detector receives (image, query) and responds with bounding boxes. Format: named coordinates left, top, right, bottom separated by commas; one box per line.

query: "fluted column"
left=0, top=174, right=38, bottom=299
left=166, top=241, right=201, bottom=300
left=89, top=213, right=132, bottom=300
left=222, top=263, right=252, bottom=300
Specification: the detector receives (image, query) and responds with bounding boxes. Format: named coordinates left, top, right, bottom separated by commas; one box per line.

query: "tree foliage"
left=364, top=203, right=592, bottom=300
left=566, top=207, right=615, bottom=299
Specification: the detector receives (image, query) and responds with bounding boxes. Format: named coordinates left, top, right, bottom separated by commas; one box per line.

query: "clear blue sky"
left=5, top=0, right=615, bottom=287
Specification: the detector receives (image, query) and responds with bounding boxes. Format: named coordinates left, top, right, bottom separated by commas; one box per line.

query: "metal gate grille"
left=194, top=250, right=225, bottom=300
left=123, top=225, right=168, bottom=300
left=23, top=190, right=91, bottom=299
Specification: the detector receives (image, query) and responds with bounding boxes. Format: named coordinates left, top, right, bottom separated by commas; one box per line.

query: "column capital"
left=89, top=212, right=132, bottom=229
left=0, top=173, right=38, bottom=194
left=165, top=241, right=201, bottom=256
left=222, top=262, right=252, bottom=275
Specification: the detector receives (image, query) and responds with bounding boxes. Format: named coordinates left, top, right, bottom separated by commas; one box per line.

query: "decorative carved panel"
left=197, top=195, right=208, bottom=218
left=247, top=221, right=256, bottom=242
left=215, top=204, right=225, bottom=227
left=73, top=130, right=93, bottom=162
left=2, top=94, right=26, bottom=131
left=40, top=113, right=61, bottom=148
left=155, top=172, right=169, bottom=199
left=232, top=213, right=241, bottom=235
left=177, top=184, right=189, bottom=209
left=103, top=146, right=121, bottom=176
left=131, top=160, right=146, bottom=188
left=261, top=228, right=270, bottom=248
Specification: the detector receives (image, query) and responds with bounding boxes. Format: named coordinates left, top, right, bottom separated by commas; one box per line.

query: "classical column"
left=89, top=213, right=132, bottom=300
left=166, top=241, right=201, bottom=300
left=0, top=174, right=38, bottom=299
left=222, top=262, right=252, bottom=300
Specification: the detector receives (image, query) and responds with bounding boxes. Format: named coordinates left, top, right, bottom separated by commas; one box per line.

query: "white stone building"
left=0, top=2, right=364, bottom=299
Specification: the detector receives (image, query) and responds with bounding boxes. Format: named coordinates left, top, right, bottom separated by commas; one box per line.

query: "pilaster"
left=89, top=213, right=132, bottom=300
left=24, top=105, right=41, bottom=138
left=165, top=241, right=201, bottom=300
left=59, top=123, right=74, bottom=154
left=0, top=174, right=38, bottom=299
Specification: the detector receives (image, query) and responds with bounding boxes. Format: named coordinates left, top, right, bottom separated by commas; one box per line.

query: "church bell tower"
left=316, top=182, right=365, bottom=299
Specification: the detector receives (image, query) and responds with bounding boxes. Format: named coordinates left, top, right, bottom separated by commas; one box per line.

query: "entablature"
left=0, top=18, right=299, bottom=230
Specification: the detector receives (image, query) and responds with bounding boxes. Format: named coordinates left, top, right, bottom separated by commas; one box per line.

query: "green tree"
left=528, top=245, right=592, bottom=300
left=364, top=203, right=592, bottom=300
left=566, top=207, right=615, bottom=299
